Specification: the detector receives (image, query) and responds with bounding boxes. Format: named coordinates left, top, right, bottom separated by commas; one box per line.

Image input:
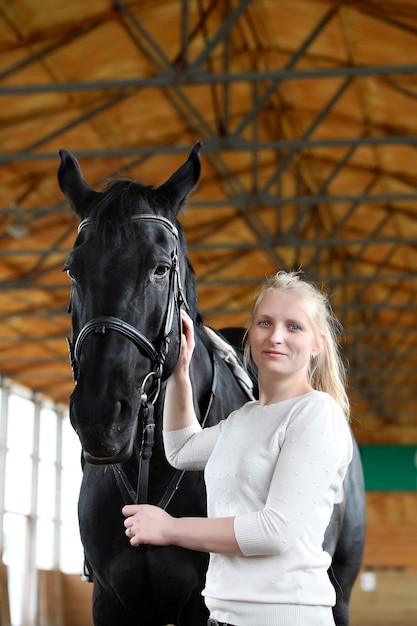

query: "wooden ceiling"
left=0, top=0, right=416, bottom=443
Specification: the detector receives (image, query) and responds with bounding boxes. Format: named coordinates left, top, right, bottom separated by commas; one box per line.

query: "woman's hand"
left=122, top=504, right=173, bottom=547
left=122, top=504, right=241, bottom=555
left=173, top=309, right=195, bottom=377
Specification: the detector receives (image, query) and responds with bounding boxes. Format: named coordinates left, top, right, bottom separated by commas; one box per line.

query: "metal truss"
left=0, top=0, right=416, bottom=423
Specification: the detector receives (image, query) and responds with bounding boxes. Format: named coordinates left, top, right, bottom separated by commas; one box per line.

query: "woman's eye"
left=258, top=320, right=270, bottom=327
left=288, top=323, right=300, bottom=332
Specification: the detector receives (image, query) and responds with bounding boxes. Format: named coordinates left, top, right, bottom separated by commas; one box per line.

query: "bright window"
left=0, top=380, right=84, bottom=626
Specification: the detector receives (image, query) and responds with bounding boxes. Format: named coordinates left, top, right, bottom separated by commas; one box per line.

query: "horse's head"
left=58, top=143, right=201, bottom=464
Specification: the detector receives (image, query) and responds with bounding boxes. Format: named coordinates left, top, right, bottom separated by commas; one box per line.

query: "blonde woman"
left=123, top=271, right=353, bottom=626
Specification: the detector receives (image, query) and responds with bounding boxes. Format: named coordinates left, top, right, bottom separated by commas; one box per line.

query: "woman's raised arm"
left=163, top=309, right=199, bottom=432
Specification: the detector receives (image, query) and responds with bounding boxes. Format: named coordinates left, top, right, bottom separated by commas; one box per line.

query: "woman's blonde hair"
left=244, top=270, right=350, bottom=420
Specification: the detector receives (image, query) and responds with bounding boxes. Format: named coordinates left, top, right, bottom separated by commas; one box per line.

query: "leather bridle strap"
left=78, top=213, right=179, bottom=239
left=73, top=316, right=159, bottom=366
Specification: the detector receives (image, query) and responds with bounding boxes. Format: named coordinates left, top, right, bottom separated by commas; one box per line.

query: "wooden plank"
left=351, top=570, right=417, bottom=626
left=352, top=420, right=417, bottom=445
left=0, top=563, right=11, bottom=626
left=62, top=575, right=93, bottom=626
left=37, top=570, right=64, bottom=626
left=361, top=493, right=417, bottom=569
left=363, top=523, right=417, bottom=569
left=365, top=493, right=417, bottom=523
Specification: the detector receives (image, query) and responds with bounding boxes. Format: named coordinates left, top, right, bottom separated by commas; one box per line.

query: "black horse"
left=58, top=143, right=365, bottom=626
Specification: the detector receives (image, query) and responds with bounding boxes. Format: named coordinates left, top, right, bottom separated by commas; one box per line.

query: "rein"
left=114, top=349, right=220, bottom=509
left=68, top=213, right=188, bottom=505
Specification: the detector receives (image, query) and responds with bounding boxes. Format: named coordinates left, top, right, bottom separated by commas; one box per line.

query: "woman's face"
left=248, top=290, right=321, bottom=381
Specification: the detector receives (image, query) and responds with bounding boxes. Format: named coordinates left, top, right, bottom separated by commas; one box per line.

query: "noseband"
left=67, top=214, right=186, bottom=388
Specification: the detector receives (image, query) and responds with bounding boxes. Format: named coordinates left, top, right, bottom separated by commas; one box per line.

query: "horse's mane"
left=85, top=177, right=203, bottom=331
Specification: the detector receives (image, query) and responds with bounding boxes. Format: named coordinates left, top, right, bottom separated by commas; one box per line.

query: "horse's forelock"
left=86, top=179, right=157, bottom=246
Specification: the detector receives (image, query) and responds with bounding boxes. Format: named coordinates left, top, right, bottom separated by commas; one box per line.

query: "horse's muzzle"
left=82, top=441, right=133, bottom=465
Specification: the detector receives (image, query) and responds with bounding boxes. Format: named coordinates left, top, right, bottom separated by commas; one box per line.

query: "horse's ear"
left=158, top=141, right=202, bottom=217
left=58, top=149, right=99, bottom=219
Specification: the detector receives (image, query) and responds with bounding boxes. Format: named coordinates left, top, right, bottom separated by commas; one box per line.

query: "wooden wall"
left=351, top=416, right=417, bottom=569
left=350, top=570, right=417, bottom=626
left=37, top=570, right=92, bottom=626
left=0, top=562, right=11, bottom=626
left=37, top=566, right=417, bottom=626
left=363, top=492, right=417, bottom=569
left=349, top=414, right=417, bottom=625
left=62, top=575, right=93, bottom=626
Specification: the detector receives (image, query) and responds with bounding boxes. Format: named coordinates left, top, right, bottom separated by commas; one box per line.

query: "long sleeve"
left=163, top=419, right=226, bottom=471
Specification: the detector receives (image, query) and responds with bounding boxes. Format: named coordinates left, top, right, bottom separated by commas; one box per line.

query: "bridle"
left=68, top=213, right=187, bottom=386
left=67, top=213, right=189, bottom=505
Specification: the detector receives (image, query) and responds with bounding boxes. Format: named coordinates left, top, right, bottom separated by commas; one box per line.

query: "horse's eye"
left=65, top=268, right=76, bottom=283
left=155, top=265, right=169, bottom=277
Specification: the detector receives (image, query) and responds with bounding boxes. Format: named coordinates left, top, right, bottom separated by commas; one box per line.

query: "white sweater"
left=163, top=390, right=353, bottom=626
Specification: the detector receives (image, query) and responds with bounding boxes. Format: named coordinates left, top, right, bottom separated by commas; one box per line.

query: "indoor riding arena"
left=0, top=1, right=416, bottom=625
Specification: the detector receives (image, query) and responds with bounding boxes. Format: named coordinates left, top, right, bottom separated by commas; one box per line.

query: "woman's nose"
left=269, top=325, right=283, bottom=343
